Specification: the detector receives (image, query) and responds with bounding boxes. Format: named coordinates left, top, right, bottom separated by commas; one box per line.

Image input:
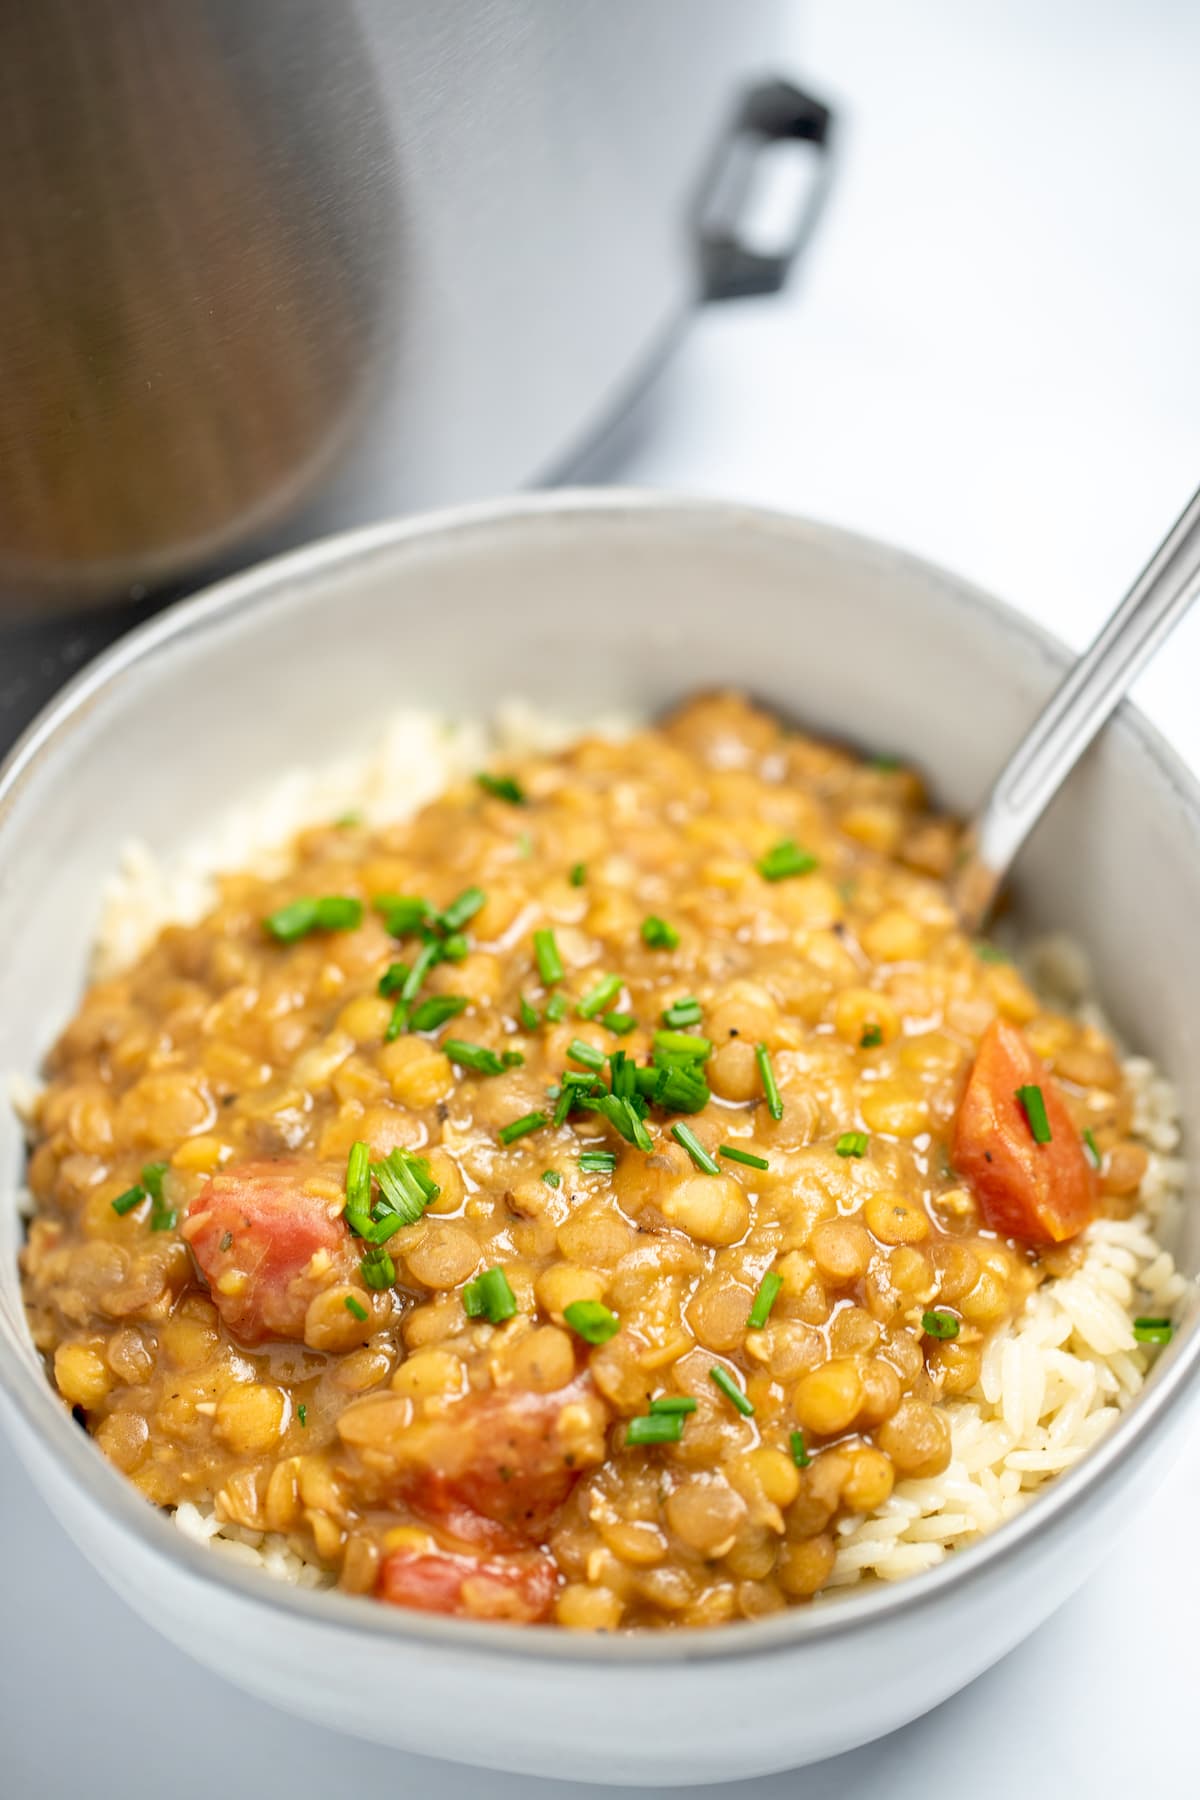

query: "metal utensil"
left=954, top=485, right=1200, bottom=930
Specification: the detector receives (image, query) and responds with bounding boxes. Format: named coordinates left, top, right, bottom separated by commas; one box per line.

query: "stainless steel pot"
left=0, top=1, right=828, bottom=613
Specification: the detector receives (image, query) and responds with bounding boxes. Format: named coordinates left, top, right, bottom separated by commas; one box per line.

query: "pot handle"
left=697, top=78, right=834, bottom=301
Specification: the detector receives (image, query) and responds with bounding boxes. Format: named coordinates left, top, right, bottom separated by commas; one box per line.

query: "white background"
left=7, top=3, right=1200, bottom=1793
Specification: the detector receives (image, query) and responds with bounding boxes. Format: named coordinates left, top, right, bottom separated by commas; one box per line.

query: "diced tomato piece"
left=952, top=1019, right=1099, bottom=1245
left=385, top=1378, right=606, bottom=1549
left=379, top=1545, right=558, bottom=1622
left=181, top=1159, right=351, bottom=1344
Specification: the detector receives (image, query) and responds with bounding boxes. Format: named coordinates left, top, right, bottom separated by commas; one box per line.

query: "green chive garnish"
left=111, top=1185, right=145, bottom=1217
left=440, top=932, right=469, bottom=962
left=755, top=1043, right=783, bottom=1120
left=334, top=811, right=363, bottom=829
left=756, top=839, right=818, bottom=881
left=922, top=1309, right=960, bottom=1340
left=836, top=1131, right=868, bottom=1158
left=141, top=1161, right=174, bottom=1230
left=373, top=1148, right=440, bottom=1226
left=1133, top=1317, right=1173, bottom=1345
left=1015, top=1084, right=1052, bottom=1144
left=463, top=1265, right=518, bottom=1323
left=860, top=1024, right=883, bottom=1048
left=563, top=1300, right=620, bottom=1344
left=297, top=1403, right=308, bottom=1426
left=641, top=915, right=680, bottom=951
left=384, top=999, right=409, bottom=1041
left=653, top=1029, right=712, bottom=1060
left=568, top=1038, right=607, bottom=1073
left=719, top=1144, right=769, bottom=1171
left=578, top=974, right=622, bottom=1020
left=672, top=1123, right=719, bottom=1174
left=534, top=928, right=564, bottom=985
left=410, top=995, right=469, bottom=1032
left=345, top=1140, right=372, bottom=1220
left=626, top=1413, right=684, bottom=1446
left=974, top=940, right=1009, bottom=963
left=344, top=1296, right=369, bottom=1322
left=648, top=1395, right=698, bottom=1415
left=498, top=1111, right=547, bottom=1146
left=544, top=992, right=568, bottom=1022
left=264, top=895, right=363, bottom=942
left=579, top=1150, right=617, bottom=1175
left=400, top=939, right=440, bottom=1004
left=373, top=895, right=431, bottom=935
left=439, top=886, right=487, bottom=932
left=661, top=997, right=703, bottom=1029
left=1083, top=1128, right=1101, bottom=1169
left=360, top=1246, right=396, bottom=1290
left=378, top=961, right=410, bottom=997
left=519, top=995, right=540, bottom=1030
left=603, top=1011, right=636, bottom=1036
left=709, top=1366, right=754, bottom=1416
left=789, top=1429, right=811, bottom=1468
left=541, top=1170, right=562, bottom=1188
left=477, top=772, right=525, bottom=805
left=444, top=1038, right=506, bottom=1076
left=569, top=862, right=587, bottom=887
left=747, top=1271, right=782, bottom=1331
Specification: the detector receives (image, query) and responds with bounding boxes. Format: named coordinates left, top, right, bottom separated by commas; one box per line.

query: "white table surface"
left=8, top=3, right=1200, bottom=1793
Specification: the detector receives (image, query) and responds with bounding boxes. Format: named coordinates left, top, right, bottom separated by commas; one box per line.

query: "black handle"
left=697, top=78, right=835, bottom=302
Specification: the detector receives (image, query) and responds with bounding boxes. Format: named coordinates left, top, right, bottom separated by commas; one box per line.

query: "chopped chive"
left=569, top=862, right=587, bottom=887
left=638, top=1062, right=711, bottom=1114
left=346, top=1140, right=372, bottom=1215
left=297, top=1403, right=308, bottom=1426
left=1082, top=1128, right=1101, bottom=1169
left=344, top=1296, right=369, bottom=1322
left=860, top=1024, right=883, bottom=1048
left=111, top=1185, right=145, bottom=1217
left=440, top=932, right=469, bottom=962
left=626, top=1413, right=684, bottom=1446
left=314, top=896, right=363, bottom=931
left=719, top=1144, right=769, bottom=1171
left=789, top=1429, right=811, bottom=1468
left=399, top=939, right=439, bottom=1004
left=747, top=1271, right=782, bottom=1331
left=149, top=1209, right=177, bottom=1232
left=755, top=1043, right=783, bottom=1120
left=671, top=1122, right=719, bottom=1174
left=373, top=894, right=431, bottom=935
left=544, top=992, right=568, bottom=1023
left=368, top=1212, right=406, bottom=1245
left=141, top=1161, right=168, bottom=1201
left=568, top=1038, right=607, bottom=1073
left=603, top=1011, right=636, bottom=1036
left=1133, top=1316, right=1173, bottom=1345
left=519, top=995, right=540, bottom=1031
left=653, top=1029, right=712, bottom=1060
left=835, top=1130, right=869, bottom=1158
left=709, top=1366, right=754, bottom=1417
left=463, top=1265, right=518, bottom=1323
left=661, top=997, right=703, bottom=1029
left=444, top=1038, right=506, bottom=1076
left=541, top=1170, right=562, bottom=1188
left=498, top=1110, right=547, bottom=1147
left=974, top=940, right=1009, bottom=963
left=516, top=833, right=533, bottom=859
left=578, top=974, right=623, bottom=1019
left=378, top=961, right=410, bottom=997
left=373, top=1148, right=440, bottom=1225
left=922, top=1308, right=960, bottom=1340
left=563, top=1300, right=620, bottom=1344
left=410, top=994, right=469, bottom=1032
left=264, top=895, right=363, bottom=940
left=533, top=928, right=564, bottom=985
left=502, top=1050, right=524, bottom=1068
left=334, top=811, right=363, bottom=828
left=477, top=772, right=525, bottom=805
left=384, top=1000, right=409, bottom=1041
left=756, top=839, right=819, bottom=881
left=1015, top=1084, right=1052, bottom=1144
left=577, top=1091, right=653, bottom=1151
left=360, top=1246, right=396, bottom=1290
left=439, top=886, right=486, bottom=933
left=648, top=1395, right=698, bottom=1415
left=579, top=1150, right=617, bottom=1175
left=641, top=915, right=680, bottom=951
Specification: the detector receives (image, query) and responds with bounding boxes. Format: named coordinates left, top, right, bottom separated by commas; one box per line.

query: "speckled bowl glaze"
left=1, top=493, right=1197, bottom=1784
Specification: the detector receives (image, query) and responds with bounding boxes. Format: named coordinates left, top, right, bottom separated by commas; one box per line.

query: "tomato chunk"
left=952, top=1019, right=1099, bottom=1244
left=386, top=1378, right=607, bottom=1549
left=379, top=1545, right=558, bottom=1622
left=181, top=1159, right=351, bottom=1344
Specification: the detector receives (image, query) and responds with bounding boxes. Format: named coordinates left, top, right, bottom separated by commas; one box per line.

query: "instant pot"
left=0, top=0, right=829, bottom=634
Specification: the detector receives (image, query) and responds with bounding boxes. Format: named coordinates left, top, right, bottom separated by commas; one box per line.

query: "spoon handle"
left=955, top=484, right=1200, bottom=933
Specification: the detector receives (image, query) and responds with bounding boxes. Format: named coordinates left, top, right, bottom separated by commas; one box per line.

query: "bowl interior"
left=2, top=491, right=1198, bottom=1622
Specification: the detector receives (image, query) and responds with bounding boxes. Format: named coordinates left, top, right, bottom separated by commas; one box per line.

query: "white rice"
left=19, top=708, right=1190, bottom=1599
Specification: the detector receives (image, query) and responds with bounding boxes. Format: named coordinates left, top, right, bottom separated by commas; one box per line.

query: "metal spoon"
left=953, top=485, right=1200, bottom=932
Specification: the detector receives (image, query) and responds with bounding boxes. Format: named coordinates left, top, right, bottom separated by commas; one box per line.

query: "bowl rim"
left=2, top=485, right=1197, bottom=1667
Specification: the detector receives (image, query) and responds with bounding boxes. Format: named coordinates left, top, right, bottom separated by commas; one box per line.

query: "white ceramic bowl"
left=2, top=493, right=1198, bottom=1786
